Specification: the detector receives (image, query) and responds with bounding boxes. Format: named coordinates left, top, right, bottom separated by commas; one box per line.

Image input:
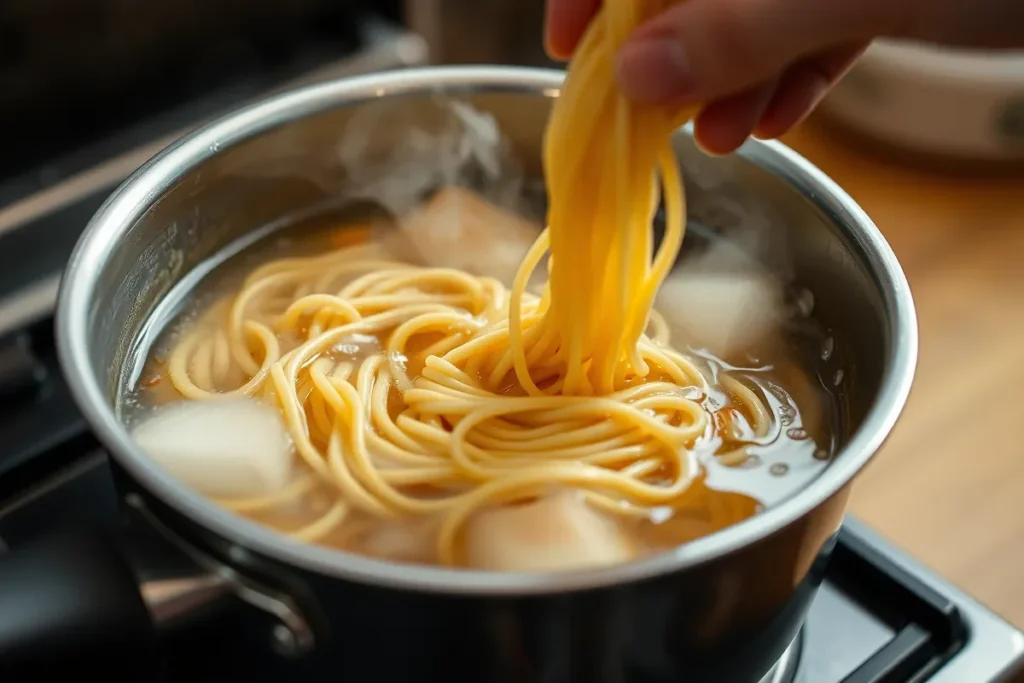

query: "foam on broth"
left=120, top=198, right=840, bottom=569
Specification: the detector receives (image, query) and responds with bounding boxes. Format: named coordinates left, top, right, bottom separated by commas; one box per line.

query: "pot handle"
left=0, top=530, right=161, bottom=680
left=0, top=499, right=318, bottom=678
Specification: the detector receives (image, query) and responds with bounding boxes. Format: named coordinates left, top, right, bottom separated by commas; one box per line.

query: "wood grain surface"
left=783, top=119, right=1024, bottom=628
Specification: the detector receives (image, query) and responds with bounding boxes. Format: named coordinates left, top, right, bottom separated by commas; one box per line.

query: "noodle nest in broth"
left=156, top=236, right=773, bottom=567
left=130, top=0, right=831, bottom=571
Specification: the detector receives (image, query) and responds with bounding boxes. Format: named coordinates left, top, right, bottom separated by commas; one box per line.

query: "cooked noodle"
left=160, top=1, right=774, bottom=565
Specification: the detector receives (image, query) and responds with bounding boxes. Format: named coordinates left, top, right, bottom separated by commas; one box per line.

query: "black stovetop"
left=0, top=13, right=1021, bottom=683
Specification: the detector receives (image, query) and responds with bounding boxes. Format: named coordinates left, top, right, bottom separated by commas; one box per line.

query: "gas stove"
left=0, top=12, right=1021, bottom=683
left=763, top=520, right=1024, bottom=682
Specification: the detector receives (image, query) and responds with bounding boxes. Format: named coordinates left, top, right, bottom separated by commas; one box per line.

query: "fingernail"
left=617, top=38, right=695, bottom=103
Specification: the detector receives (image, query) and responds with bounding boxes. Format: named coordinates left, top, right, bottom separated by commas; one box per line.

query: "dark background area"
left=0, top=0, right=401, bottom=182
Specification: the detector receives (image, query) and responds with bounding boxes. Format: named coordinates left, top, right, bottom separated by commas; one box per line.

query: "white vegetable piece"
left=132, top=399, right=294, bottom=500
left=464, top=493, right=634, bottom=572
left=393, top=186, right=540, bottom=285
left=656, top=240, right=782, bottom=358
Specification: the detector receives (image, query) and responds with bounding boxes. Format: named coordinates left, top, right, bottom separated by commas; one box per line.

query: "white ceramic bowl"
left=820, top=40, right=1024, bottom=160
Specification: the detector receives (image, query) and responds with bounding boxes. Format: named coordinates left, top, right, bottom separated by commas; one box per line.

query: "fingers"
left=545, top=0, right=602, bottom=60
left=686, top=43, right=866, bottom=155
left=617, top=0, right=907, bottom=104
left=754, top=43, right=868, bottom=140
left=693, top=80, right=778, bottom=155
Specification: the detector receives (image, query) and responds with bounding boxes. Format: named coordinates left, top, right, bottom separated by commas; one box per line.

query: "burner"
left=760, top=631, right=802, bottom=683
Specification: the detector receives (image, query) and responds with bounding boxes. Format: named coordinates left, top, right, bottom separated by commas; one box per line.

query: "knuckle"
left=684, top=0, right=771, bottom=94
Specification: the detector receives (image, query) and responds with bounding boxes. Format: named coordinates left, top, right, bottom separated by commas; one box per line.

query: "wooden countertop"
left=782, top=120, right=1024, bottom=628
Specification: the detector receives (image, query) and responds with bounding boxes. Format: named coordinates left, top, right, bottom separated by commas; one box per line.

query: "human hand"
left=546, top=0, right=1024, bottom=154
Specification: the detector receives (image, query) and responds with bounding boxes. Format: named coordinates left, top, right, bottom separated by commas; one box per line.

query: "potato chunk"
left=464, top=493, right=634, bottom=572
left=394, top=187, right=540, bottom=285
left=132, top=398, right=294, bottom=499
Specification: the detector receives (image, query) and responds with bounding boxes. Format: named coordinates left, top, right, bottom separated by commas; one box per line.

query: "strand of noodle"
left=167, top=322, right=279, bottom=399
left=291, top=502, right=349, bottom=542
left=720, top=374, right=772, bottom=439
left=215, top=476, right=318, bottom=513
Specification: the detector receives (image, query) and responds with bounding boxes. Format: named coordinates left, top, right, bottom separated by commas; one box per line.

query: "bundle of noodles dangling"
left=132, top=0, right=819, bottom=572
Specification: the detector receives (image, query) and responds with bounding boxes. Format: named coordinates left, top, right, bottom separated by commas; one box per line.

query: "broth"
left=120, top=196, right=839, bottom=571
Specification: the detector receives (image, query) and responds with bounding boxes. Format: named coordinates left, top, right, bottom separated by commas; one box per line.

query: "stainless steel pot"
left=1, top=66, right=916, bottom=682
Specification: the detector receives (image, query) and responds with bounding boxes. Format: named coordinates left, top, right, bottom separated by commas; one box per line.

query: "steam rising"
left=337, top=97, right=527, bottom=218
left=334, top=98, right=793, bottom=352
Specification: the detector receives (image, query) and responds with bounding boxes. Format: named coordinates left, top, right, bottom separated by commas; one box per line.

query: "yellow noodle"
left=160, top=0, right=776, bottom=565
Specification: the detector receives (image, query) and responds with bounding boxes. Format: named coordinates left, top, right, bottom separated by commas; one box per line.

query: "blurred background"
left=0, top=0, right=1021, bottom=658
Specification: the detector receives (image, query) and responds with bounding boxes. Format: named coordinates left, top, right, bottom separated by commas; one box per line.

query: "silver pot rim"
left=56, top=66, right=918, bottom=595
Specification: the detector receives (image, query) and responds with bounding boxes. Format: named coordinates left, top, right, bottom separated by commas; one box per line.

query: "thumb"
left=616, top=0, right=913, bottom=104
